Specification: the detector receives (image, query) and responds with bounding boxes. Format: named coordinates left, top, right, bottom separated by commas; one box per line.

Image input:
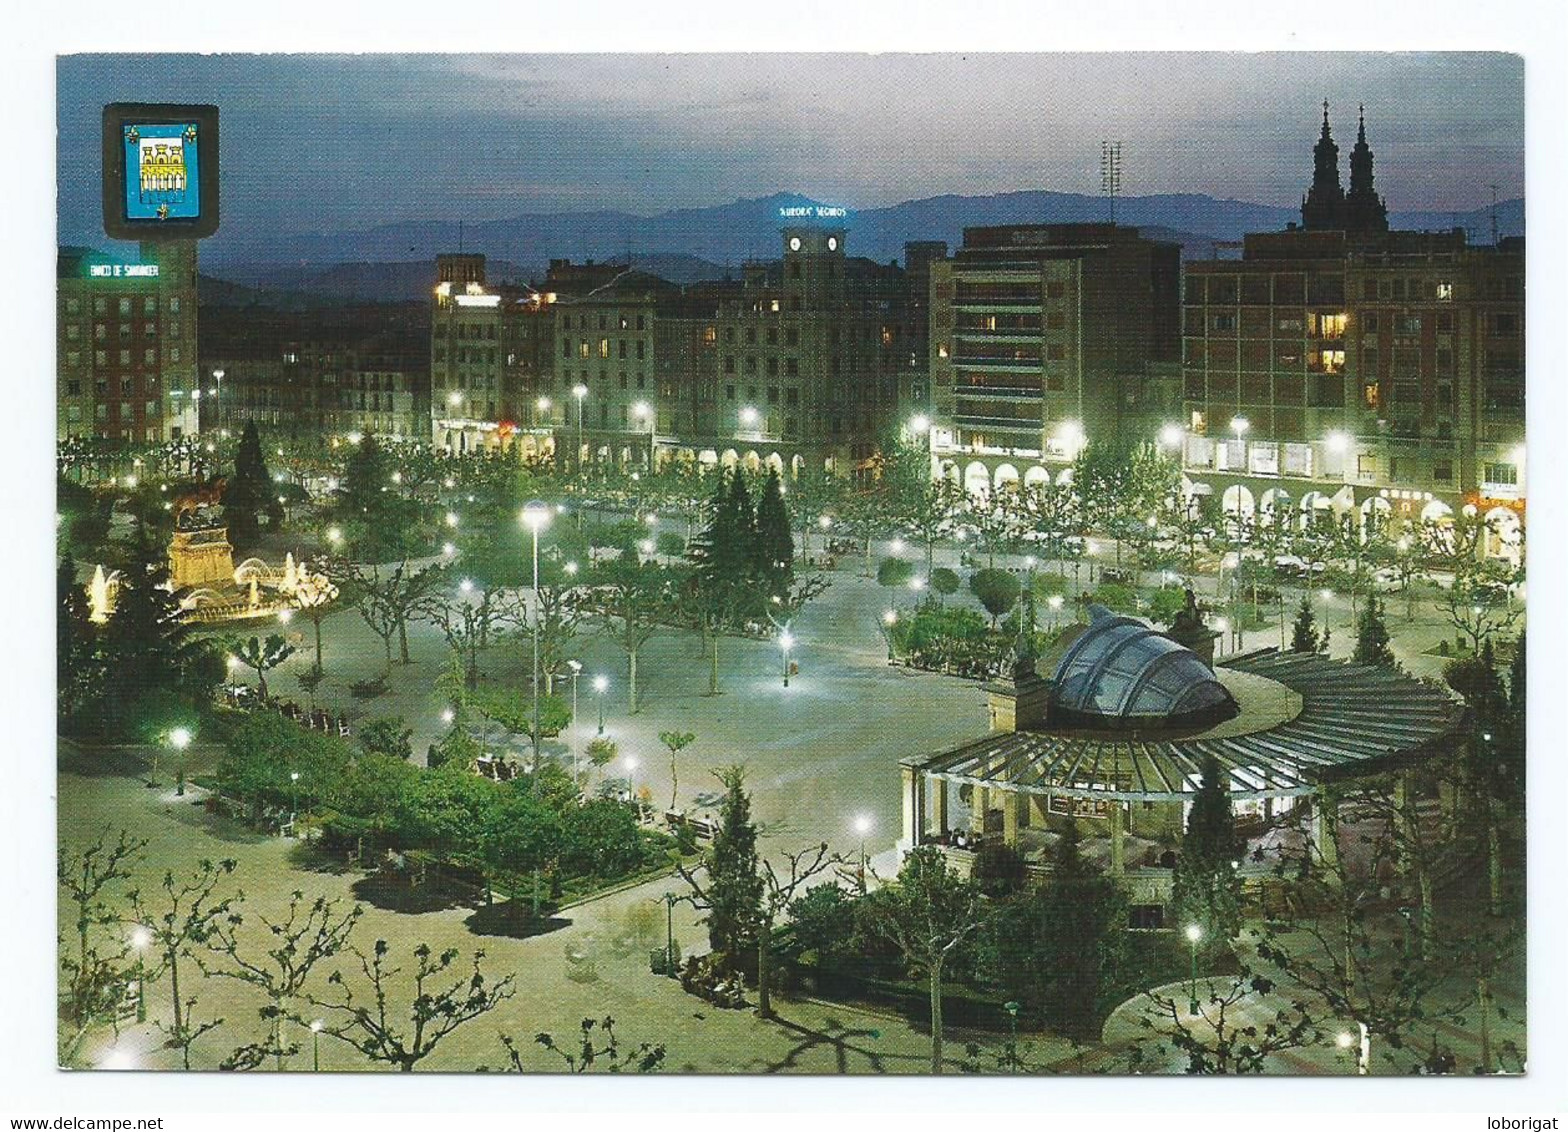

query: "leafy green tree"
left=970, top=567, right=1021, bottom=628
left=343, top=559, right=444, bottom=668
left=229, top=633, right=297, bottom=699
left=929, top=566, right=960, bottom=604
left=970, top=840, right=1027, bottom=898
left=357, top=716, right=414, bottom=762
left=981, top=826, right=1129, bottom=1037
left=1352, top=592, right=1396, bottom=668
left=588, top=555, right=677, bottom=714
left=1073, top=439, right=1178, bottom=569
left=560, top=800, right=649, bottom=880
left=659, top=730, right=696, bottom=811
left=1170, top=755, right=1242, bottom=946
left=222, top=422, right=283, bottom=550
left=877, top=555, right=915, bottom=593
left=859, top=845, right=989, bottom=1073
left=788, top=883, right=859, bottom=964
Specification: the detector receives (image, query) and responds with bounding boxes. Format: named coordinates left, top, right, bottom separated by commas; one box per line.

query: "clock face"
left=827, top=236, right=839, bottom=251
left=789, top=236, right=802, bottom=252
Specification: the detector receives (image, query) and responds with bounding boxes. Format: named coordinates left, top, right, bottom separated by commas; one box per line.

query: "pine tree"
left=338, top=435, right=390, bottom=520
left=723, top=468, right=756, bottom=576
left=1509, top=630, right=1526, bottom=722
left=752, top=467, right=794, bottom=595
left=222, top=422, right=281, bottom=550
left=1291, top=594, right=1323, bottom=653
left=704, top=765, right=763, bottom=964
left=92, top=531, right=216, bottom=735
left=1352, top=592, right=1395, bottom=667
left=1170, top=754, right=1242, bottom=945
left=57, top=553, right=94, bottom=723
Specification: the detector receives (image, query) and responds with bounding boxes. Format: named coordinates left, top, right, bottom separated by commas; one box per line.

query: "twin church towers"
left=1301, top=101, right=1390, bottom=233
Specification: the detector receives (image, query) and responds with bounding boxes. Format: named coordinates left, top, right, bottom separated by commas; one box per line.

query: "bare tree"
left=858, top=845, right=989, bottom=1073
left=206, top=891, right=363, bottom=1070
left=499, top=1017, right=666, bottom=1073
left=1131, top=968, right=1318, bottom=1075
left=315, top=940, right=516, bottom=1072
left=129, top=857, right=239, bottom=1068
left=57, top=829, right=145, bottom=1063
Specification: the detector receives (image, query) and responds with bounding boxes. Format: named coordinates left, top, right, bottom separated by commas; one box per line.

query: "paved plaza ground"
left=58, top=527, right=1525, bottom=1073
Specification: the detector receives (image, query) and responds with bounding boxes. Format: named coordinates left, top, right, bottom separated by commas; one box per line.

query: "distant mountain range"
left=200, top=189, right=1524, bottom=305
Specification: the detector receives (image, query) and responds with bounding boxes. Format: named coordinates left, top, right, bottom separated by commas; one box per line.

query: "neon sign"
left=778, top=205, right=849, bottom=219
left=87, top=263, right=160, bottom=279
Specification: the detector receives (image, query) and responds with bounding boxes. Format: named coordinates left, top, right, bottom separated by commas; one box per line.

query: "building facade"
left=206, top=346, right=427, bottom=442
left=57, top=241, right=200, bottom=444
left=1178, top=110, right=1525, bottom=557
left=429, top=253, right=556, bottom=458
left=553, top=229, right=928, bottom=480
left=926, top=223, right=1182, bottom=494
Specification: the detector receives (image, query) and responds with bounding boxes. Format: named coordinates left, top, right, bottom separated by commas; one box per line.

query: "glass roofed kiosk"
left=898, top=597, right=1468, bottom=920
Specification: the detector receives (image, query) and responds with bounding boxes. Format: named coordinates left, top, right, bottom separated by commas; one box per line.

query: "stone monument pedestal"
left=169, top=525, right=235, bottom=590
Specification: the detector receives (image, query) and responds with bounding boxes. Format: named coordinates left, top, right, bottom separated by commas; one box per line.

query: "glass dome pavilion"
left=1050, top=605, right=1239, bottom=731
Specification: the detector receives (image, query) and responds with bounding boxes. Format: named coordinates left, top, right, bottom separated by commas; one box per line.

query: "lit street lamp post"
left=572, top=383, right=588, bottom=474
left=594, top=675, right=608, bottom=735
left=289, top=771, right=300, bottom=818
left=567, top=660, right=583, bottom=787
left=130, top=924, right=151, bottom=1022
left=522, top=501, right=552, bottom=771
left=779, top=629, right=794, bottom=688
left=853, top=814, right=872, bottom=893
left=1185, top=923, right=1203, bottom=1015
left=310, top=1018, right=324, bottom=1071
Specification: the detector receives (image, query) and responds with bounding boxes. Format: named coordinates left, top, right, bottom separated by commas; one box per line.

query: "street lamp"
left=908, top=414, right=931, bottom=437
left=289, top=770, right=300, bottom=817
left=310, top=1018, right=324, bottom=1071
left=1185, top=923, right=1203, bottom=1015
left=1159, top=423, right=1183, bottom=450
left=740, top=405, right=759, bottom=429
left=130, top=924, right=152, bottom=1021
left=521, top=500, right=553, bottom=768
left=168, top=726, right=192, bottom=796
left=779, top=629, right=794, bottom=688
left=882, top=609, right=898, bottom=661
left=594, top=675, right=609, bottom=734
left=567, top=660, right=583, bottom=786
left=572, top=383, right=588, bottom=472
left=853, top=813, right=873, bottom=892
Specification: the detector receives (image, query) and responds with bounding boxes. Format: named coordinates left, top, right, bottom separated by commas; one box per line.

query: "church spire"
left=1301, top=100, right=1346, bottom=231
left=1345, top=103, right=1389, bottom=233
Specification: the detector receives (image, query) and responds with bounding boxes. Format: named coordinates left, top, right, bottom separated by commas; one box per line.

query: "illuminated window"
left=1364, top=383, right=1380, bottom=410
left=1436, top=281, right=1453, bottom=301
left=599, top=338, right=610, bottom=359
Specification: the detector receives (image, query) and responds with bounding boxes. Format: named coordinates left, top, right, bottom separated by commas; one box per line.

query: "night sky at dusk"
left=57, top=52, right=1523, bottom=251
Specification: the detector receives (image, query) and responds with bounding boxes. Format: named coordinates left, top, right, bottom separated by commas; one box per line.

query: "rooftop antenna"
left=1489, top=184, right=1499, bottom=246
left=1100, top=140, right=1123, bottom=225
